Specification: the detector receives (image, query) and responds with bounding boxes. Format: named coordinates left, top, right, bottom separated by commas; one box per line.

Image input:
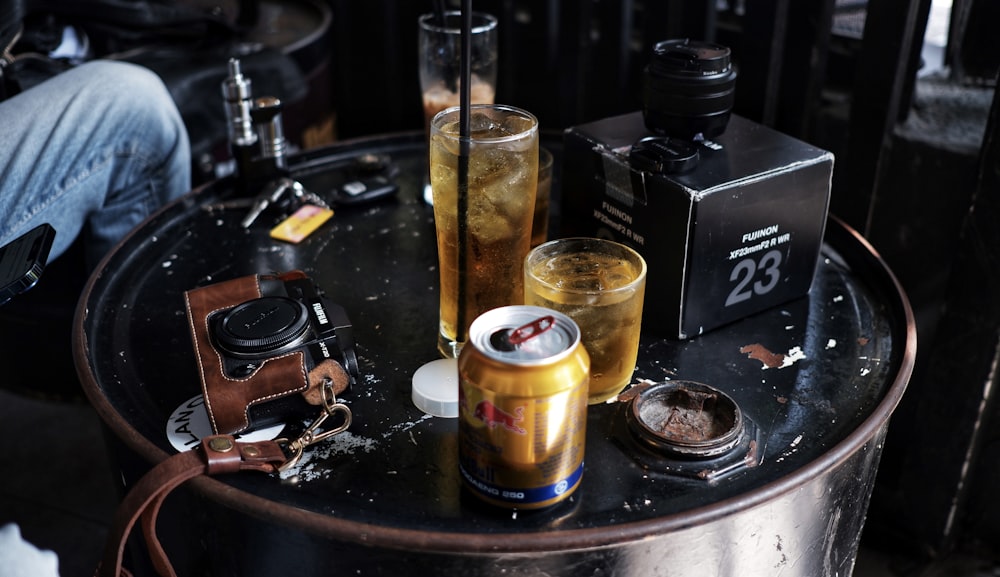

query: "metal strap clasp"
left=277, top=380, right=352, bottom=472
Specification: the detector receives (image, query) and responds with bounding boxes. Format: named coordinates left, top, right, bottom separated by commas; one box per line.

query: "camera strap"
left=98, top=271, right=358, bottom=576
left=95, top=435, right=287, bottom=577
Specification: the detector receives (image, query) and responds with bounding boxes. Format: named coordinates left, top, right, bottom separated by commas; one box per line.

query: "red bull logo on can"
left=473, top=399, right=526, bottom=434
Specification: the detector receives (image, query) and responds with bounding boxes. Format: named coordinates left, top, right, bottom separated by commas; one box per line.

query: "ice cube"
left=501, top=114, right=533, bottom=137
left=467, top=207, right=513, bottom=245
left=469, top=112, right=499, bottom=137
left=599, top=259, right=638, bottom=290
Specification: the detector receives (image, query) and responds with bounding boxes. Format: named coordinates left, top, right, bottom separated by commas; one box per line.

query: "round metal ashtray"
left=628, top=380, right=744, bottom=459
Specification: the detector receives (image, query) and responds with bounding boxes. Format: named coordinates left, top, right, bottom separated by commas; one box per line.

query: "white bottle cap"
left=411, top=358, right=459, bottom=418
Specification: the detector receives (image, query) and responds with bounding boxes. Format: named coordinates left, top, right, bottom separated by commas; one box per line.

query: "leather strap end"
left=303, top=359, right=351, bottom=406
left=202, top=435, right=286, bottom=475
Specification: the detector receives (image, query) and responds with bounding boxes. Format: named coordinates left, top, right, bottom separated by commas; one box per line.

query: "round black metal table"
left=75, top=132, right=915, bottom=577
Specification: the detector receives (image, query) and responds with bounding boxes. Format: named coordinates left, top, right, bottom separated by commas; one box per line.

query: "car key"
left=241, top=178, right=293, bottom=228
left=242, top=178, right=331, bottom=228
left=287, top=179, right=330, bottom=210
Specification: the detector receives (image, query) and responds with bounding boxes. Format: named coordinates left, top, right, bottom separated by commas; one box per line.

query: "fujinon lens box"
left=560, top=111, right=833, bottom=339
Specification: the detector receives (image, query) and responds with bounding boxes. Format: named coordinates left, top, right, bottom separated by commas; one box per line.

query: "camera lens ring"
left=642, top=38, right=738, bottom=140
left=214, top=296, right=312, bottom=358
left=648, top=39, right=733, bottom=78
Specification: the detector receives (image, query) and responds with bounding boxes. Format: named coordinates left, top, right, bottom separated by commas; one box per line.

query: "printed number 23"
left=725, top=250, right=782, bottom=306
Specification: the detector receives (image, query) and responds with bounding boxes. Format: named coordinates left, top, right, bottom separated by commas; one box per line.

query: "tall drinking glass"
left=419, top=11, right=498, bottom=204
left=430, top=104, right=539, bottom=358
left=419, top=11, right=498, bottom=133
left=524, top=237, right=647, bottom=404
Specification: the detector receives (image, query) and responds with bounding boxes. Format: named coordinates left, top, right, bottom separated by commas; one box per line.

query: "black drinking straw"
left=456, top=0, right=472, bottom=344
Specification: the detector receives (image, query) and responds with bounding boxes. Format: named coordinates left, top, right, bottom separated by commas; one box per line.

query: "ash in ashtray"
left=638, top=388, right=732, bottom=443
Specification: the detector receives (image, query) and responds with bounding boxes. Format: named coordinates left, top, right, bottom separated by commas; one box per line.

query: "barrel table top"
left=74, top=131, right=915, bottom=553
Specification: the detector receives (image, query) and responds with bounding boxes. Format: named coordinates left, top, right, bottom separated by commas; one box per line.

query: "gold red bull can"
left=458, top=305, right=590, bottom=509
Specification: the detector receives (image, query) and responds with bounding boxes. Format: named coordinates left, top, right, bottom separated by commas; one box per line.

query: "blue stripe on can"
left=460, top=461, right=584, bottom=507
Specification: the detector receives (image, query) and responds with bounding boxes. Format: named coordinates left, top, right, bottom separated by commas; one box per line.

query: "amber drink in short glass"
left=430, top=104, right=539, bottom=358
left=524, top=237, right=647, bottom=403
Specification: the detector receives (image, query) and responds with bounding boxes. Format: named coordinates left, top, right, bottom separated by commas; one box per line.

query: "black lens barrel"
left=642, top=39, right=738, bottom=140
left=215, top=296, right=311, bottom=357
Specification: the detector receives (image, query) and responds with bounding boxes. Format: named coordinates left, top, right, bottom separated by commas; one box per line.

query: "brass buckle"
left=276, top=380, right=352, bottom=472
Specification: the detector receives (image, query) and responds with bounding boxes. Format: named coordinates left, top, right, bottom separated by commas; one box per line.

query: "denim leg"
left=0, top=60, right=191, bottom=268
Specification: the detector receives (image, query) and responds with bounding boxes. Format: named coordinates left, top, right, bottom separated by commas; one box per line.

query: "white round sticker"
left=166, top=395, right=285, bottom=453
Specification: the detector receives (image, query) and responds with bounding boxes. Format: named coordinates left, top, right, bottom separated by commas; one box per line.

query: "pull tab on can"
left=490, top=315, right=555, bottom=351
left=509, top=315, right=555, bottom=345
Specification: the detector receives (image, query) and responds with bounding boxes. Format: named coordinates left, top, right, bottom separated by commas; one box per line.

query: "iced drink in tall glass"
left=430, top=104, right=539, bottom=358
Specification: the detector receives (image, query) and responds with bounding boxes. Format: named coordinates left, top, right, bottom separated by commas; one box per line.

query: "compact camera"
left=209, top=275, right=358, bottom=380
left=560, top=40, right=833, bottom=339
left=186, top=270, right=359, bottom=434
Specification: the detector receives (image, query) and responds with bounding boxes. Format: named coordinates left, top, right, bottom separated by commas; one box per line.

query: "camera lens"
left=214, top=296, right=311, bottom=358
left=642, top=39, right=737, bottom=140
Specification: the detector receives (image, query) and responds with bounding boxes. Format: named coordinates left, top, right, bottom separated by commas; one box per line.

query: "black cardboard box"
left=560, top=111, right=834, bottom=339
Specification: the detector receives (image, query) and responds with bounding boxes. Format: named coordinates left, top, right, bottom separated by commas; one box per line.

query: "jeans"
left=0, top=59, right=191, bottom=269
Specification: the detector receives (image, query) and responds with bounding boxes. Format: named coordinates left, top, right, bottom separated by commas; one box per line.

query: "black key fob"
left=336, top=175, right=399, bottom=205
left=331, top=153, right=400, bottom=206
